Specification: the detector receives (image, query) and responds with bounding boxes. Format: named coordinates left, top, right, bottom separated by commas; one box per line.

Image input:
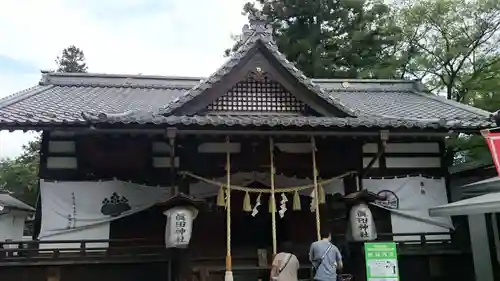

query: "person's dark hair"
left=320, top=228, right=331, bottom=239
left=280, top=241, right=294, bottom=254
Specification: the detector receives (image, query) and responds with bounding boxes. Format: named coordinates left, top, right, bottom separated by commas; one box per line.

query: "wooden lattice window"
left=206, top=74, right=305, bottom=113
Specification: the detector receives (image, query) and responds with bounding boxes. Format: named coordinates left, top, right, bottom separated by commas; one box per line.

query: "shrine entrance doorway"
left=231, top=181, right=290, bottom=251
left=223, top=181, right=319, bottom=262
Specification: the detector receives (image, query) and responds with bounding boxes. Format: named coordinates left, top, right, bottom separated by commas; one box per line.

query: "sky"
left=0, top=0, right=250, bottom=159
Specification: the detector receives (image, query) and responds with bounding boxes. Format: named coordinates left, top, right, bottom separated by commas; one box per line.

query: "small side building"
left=0, top=193, right=35, bottom=242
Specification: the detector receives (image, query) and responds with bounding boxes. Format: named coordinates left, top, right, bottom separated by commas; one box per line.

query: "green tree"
left=55, top=45, right=88, bottom=73
left=395, top=0, right=500, bottom=101
left=394, top=0, right=500, bottom=164
left=227, top=0, right=405, bottom=79
left=0, top=136, right=40, bottom=205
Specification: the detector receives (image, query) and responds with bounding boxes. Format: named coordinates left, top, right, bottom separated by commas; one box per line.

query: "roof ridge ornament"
left=241, top=10, right=273, bottom=43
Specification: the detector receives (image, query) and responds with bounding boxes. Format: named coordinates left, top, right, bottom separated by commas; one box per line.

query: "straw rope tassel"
left=318, top=184, right=326, bottom=204
left=311, top=136, right=321, bottom=241
left=217, top=186, right=226, bottom=207
left=225, top=136, right=233, bottom=281
left=293, top=190, right=301, bottom=211
left=243, top=192, right=252, bottom=212
left=269, top=137, right=277, bottom=256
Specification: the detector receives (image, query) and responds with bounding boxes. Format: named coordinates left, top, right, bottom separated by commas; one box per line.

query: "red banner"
left=484, top=131, right=500, bottom=176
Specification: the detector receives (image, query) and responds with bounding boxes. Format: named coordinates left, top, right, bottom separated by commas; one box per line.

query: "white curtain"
left=363, top=177, right=453, bottom=241
left=188, top=172, right=345, bottom=199
left=39, top=180, right=172, bottom=239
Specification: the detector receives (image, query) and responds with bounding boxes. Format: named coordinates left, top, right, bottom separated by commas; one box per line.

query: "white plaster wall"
left=363, top=142, right=440, bottom=154
left=385, top=157, right=441, bottom=168
left=0, top=211, right=27, bottom=242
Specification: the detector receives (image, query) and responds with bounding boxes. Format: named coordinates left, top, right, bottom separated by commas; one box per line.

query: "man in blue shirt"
left=309, top=229, right=343, bottom=281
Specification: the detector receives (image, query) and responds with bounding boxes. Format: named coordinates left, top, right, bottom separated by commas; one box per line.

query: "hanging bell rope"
left=224, top=136, right=233, bottom=281
left=311, top=136, right=321, bottom=241
left=269, top=137, right=277, bottom=256
left=268, top=196, right=275, bottom=213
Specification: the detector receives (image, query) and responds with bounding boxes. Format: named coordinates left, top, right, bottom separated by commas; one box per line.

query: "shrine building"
left=0, top=11, right=495, bottom=281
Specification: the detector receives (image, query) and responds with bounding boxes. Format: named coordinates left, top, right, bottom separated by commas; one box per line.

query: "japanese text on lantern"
left=356, top=210, right=369, bottom=238
left=175, top=212, right=187, bottom=243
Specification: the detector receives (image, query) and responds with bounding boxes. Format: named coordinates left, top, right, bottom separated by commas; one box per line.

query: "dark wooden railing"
left=0, top=232, right=468, bottom=266
left=374, top=232, right=467, bottom=255
left=0, top=238, right=171, bottom=266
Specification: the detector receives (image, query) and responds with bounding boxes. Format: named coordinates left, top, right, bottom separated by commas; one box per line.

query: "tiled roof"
left=0, top=72, right=493, bottom=130
left=0, top=13, right=493, bottom=131
left=0, top=193, right=35, bottom=211
left=316, top=79, right=491, bottom=121
left=0, top=73, right=196, bottom=127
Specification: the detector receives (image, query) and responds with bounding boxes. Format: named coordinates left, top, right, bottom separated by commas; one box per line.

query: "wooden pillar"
left=345, top=141, right=365, bottom=281
left=47, top=267, right=60, bottom=281
left=343, top=174, right=358, bottom=194
left=166, top=128, right=180, bottom=281
left=167, top=128, right=194, bottom=281
left=34, top=131, right=50, bottom=239
left=178, top=176, right=192, bottom=281
left=167, top=127, right=178, bottom=195
left=468, top=214, right=494, bottom=281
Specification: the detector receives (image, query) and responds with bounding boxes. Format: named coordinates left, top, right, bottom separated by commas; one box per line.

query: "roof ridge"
left=0, top=85, right=53, bottom=110
left=45, top=82, right=193, bottom=90
left=328, top=88, right=414, bottom=93
left=312, top=78, right=416, bottom=84
left=41, top=71, right=204, bottom=81
left=410, top=89, right=492, bottom=118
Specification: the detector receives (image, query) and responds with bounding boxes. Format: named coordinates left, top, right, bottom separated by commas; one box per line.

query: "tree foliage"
left=395, top=0, right=500, bottom=101
left=394, top=0, right=500, bottom=163
left=227, top=0, right=406, bottom=79
left=55, top=45, right=88, bottom=73
left=0, top=136, right=40, bottom=205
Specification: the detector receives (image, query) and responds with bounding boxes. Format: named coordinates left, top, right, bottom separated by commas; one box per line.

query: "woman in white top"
left=270, top=242, right=300, bottom=281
